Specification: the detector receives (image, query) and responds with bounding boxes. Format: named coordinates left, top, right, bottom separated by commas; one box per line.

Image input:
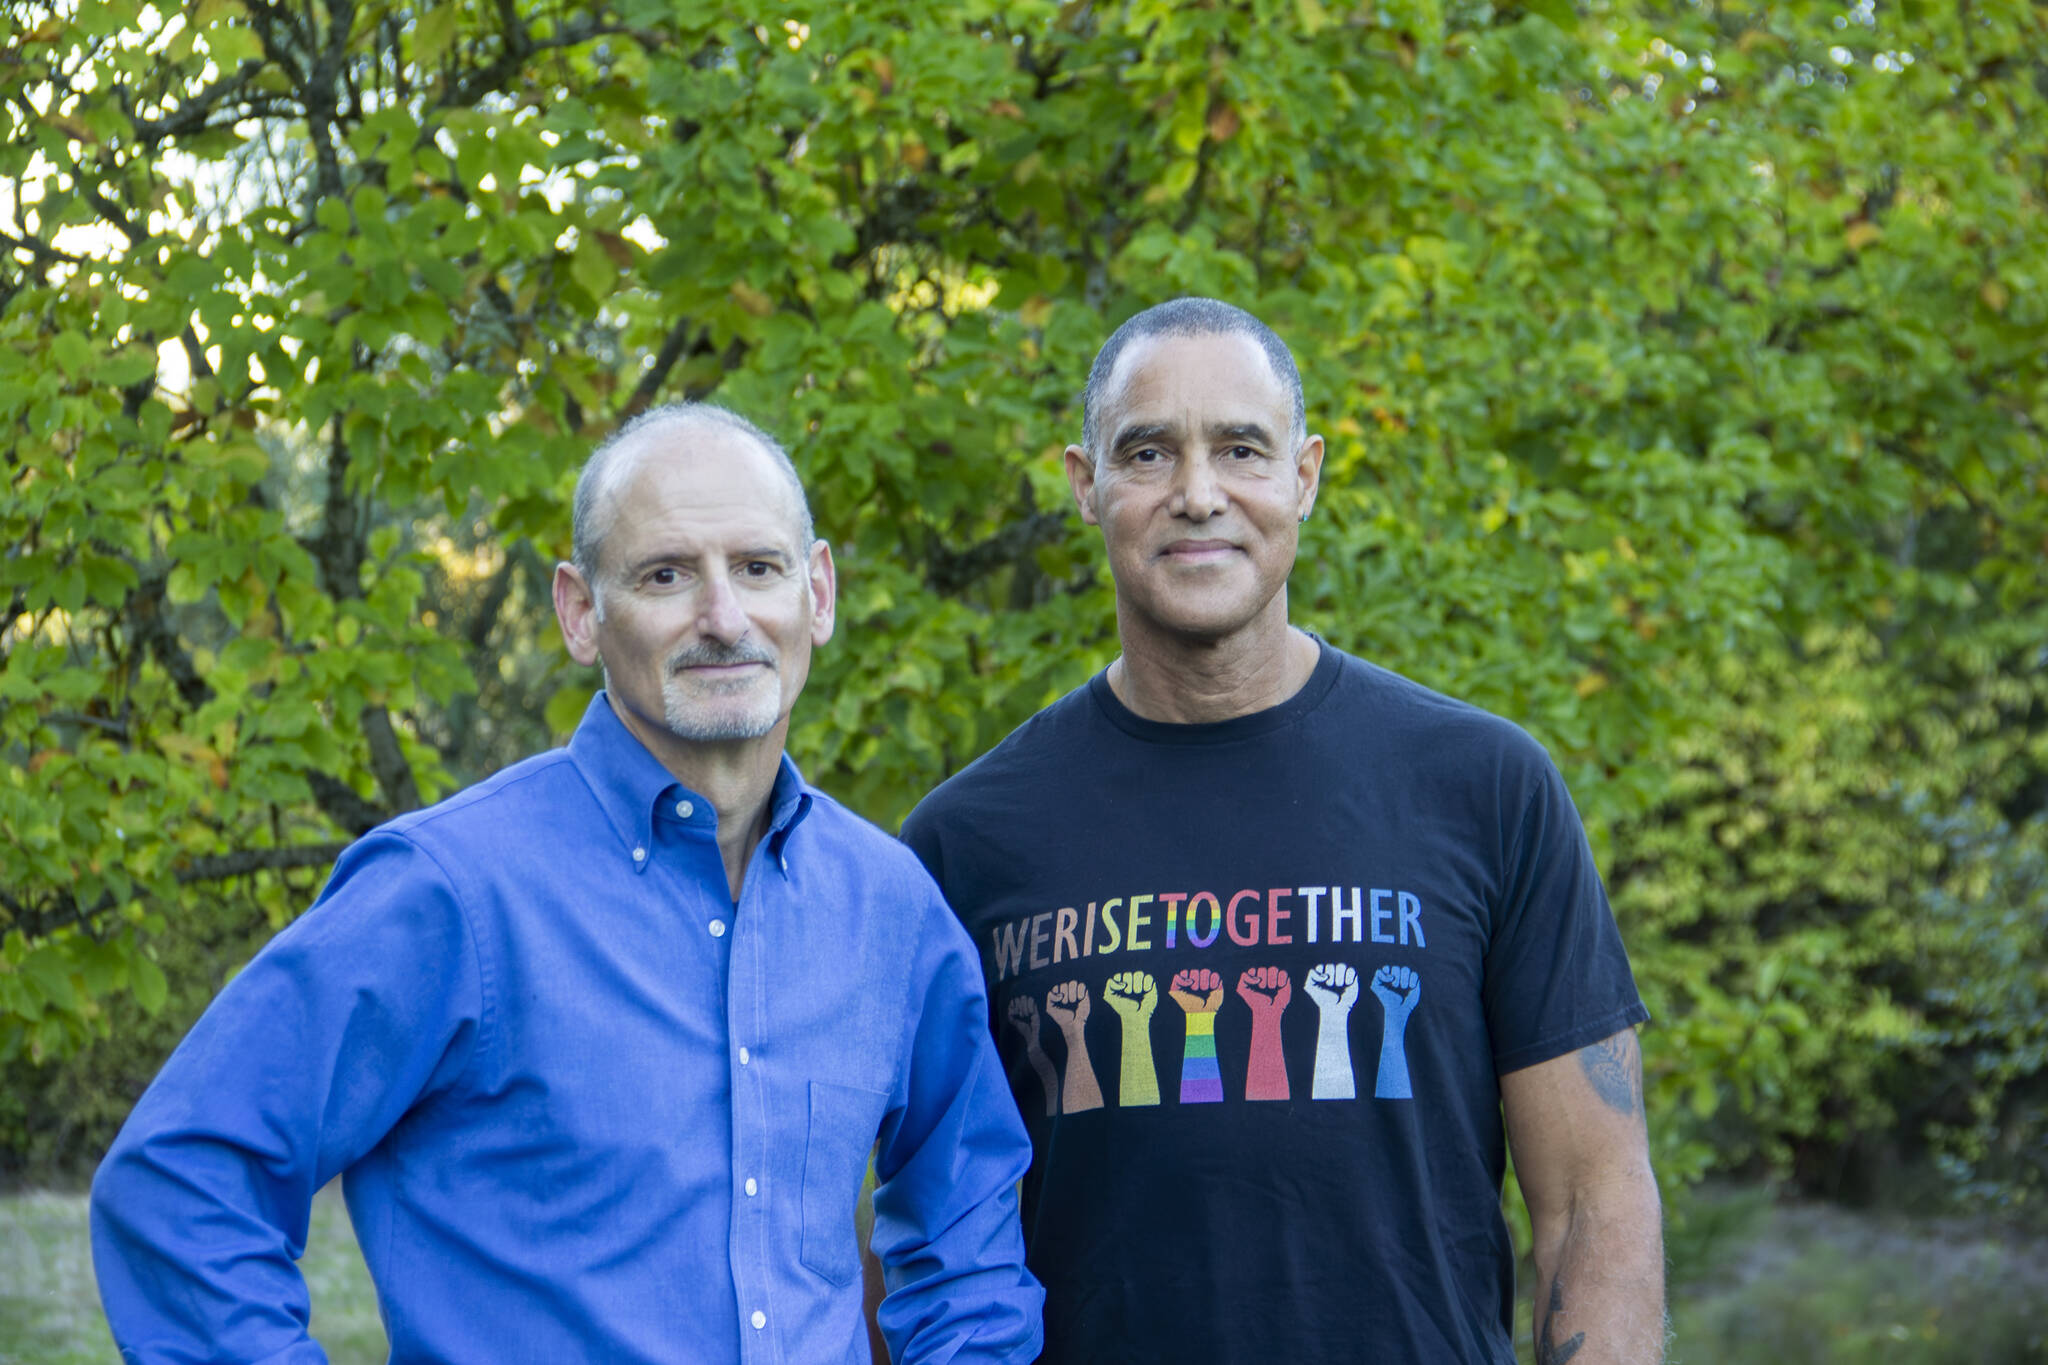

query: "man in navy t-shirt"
left=903, top=299, right=1665, bottom=1363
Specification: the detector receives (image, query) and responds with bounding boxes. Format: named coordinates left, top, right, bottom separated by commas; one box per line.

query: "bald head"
left=571, top=403, right=814, bottom=607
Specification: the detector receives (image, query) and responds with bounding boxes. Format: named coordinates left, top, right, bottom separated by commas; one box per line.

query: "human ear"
left=807, top=539, right=837, bottom=648
left=1294, top=433, right=1326, bottom=521
left=1064, top=444, right=1101, bottom=526
left=553, top=562, right=603, bottom=667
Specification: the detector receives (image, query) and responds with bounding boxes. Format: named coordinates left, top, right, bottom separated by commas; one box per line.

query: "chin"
left=662, top=688, right=784, bottom=743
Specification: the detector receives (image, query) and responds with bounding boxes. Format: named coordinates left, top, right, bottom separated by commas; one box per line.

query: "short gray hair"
left=570, top=402, right=815, bottom=593
left=1080, top=297, right=1306, bottom=462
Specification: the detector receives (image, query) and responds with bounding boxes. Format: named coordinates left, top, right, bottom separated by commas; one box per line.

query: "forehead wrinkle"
left=604, top=431, right=806, bottom=568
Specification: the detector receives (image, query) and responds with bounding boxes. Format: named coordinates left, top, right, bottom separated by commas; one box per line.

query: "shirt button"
left=709, top=919, right=727, bottom=938
left=745, top=1177, right=758, bottom=1196
left=738, top=1047, right=750, bottom=1065
left=751, top=1310, right=766, bottom=1330
left=631, top=847, right=646, bottom=862
left=675, top=800, right=693, bottom=818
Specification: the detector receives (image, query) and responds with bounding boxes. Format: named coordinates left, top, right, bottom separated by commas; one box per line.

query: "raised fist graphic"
left=1169, top=968, right=1225, bottom=1016
left=1236, top=965, right=1292, bottom=1017
left=1106, top=970, right=1158, bottom=1021
left=1371, top=964, right=1422, bottom=1100
left=1044, top=981, right=1102, bottom=1113
left=1169, top=968, right=1226, bottom=1104
left=1008, top=994, right=1059, bottom=1117
left=1305, top=962, right=1359, bottom=1012
left=1237, top=966, right=1292, bottom=1101
left=1045, top=978, right=1092, bottom=1030
left=1371, top=964, right=1420, bottom=1016
left=1304, top=963, right=1360, bottom=1100
left=1104, top=971, right=1161, bottom=1107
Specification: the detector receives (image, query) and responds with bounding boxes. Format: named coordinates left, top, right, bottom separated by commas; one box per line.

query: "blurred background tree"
left=2, top=0, right=2043, bottom=1218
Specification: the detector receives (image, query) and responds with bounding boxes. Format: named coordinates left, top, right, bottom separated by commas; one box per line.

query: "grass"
left=0, top=1184, right=385, bottom=1365
left=1663, top=1184, right=2048, bottom=1364
left=6, top=1181, right=2046, bottom=1363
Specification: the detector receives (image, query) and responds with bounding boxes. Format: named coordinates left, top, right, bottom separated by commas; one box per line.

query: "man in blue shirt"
left=91, top=403, right=1044, bottom=1365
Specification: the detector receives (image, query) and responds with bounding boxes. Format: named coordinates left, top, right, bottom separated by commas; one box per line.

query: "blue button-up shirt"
left=91, top=695, right=1042, bottom=1364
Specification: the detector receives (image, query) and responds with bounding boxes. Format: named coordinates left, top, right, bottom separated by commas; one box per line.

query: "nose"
left=695, top=570, right=750, bottom=644
left=1170, top=451, right=1228, bottom=521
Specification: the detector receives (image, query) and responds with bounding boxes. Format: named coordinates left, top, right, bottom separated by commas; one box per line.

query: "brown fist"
left=1169, top=967, right=1224, bottom=1015
left=1045, top=980, right=1091, bottom=1030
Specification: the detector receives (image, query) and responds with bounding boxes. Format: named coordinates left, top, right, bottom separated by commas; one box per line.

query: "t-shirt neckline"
left=1087, top=634, right=1342, bottom=745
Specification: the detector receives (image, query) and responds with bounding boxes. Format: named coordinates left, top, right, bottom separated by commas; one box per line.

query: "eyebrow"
left=1209, top=421, right=1276, bottom=446
left=1109, top=422, right=1175, bottom=452
left=1109, top=420, right=1277, bottom=451
left=623, top=546, right=795, bottom=576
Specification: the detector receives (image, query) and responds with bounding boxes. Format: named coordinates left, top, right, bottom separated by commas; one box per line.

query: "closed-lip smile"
left=1160, top=539, right=1240, bottom=560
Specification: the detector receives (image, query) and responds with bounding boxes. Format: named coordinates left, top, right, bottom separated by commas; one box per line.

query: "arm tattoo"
left=1579, top=1029, right=1642, bottom=1117
left=1538, top=1278, right=1585, bottom=1365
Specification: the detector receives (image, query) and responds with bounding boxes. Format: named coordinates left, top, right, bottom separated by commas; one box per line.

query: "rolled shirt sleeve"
left=871, top=888, right=1043, bottom=1365
left=89, top=833, right=482, bottom=1364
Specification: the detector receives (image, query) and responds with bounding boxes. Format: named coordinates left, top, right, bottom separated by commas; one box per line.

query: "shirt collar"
left=568, top=692, right=815, bottom=873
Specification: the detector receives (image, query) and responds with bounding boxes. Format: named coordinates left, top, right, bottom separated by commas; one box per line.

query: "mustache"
left=667, top=641, right=775, bottom=672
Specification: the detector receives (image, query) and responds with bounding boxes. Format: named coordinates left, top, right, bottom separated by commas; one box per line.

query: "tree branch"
left=924, top=511, right=1071, bottom=596
left=618, top=317, right=704, bottom=423
left=177, top=842, right=351, bottom=883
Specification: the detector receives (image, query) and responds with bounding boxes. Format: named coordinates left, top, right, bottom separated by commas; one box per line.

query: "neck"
left=609, top=699, right=785, bottom=900
left=1108, top=605, right=1319, bottom=725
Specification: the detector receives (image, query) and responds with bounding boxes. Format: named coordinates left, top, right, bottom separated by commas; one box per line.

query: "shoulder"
left=311, top=750, right=589, bottom=912
left=903, top=681, right=1099, bottom=842
left=797, top=788, right=941, bottom=891
left=1327, top=648, right=1560, bottom=777
left=376, top=748, right=587, bottom=847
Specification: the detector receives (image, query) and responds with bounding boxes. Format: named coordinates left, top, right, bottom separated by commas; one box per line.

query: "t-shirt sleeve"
left=1481, top=744, right=1648, bottom=1075
left=898, top=799, right=945, bottom=890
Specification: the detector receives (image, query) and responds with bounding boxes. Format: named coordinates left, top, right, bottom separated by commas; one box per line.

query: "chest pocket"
left=801, top=1080, right=890, bottom=1285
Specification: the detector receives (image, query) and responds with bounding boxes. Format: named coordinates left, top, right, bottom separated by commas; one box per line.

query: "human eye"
left=1126, top=446, right=1165, bottom=465
left=740, top=559, right=779, bottom=579
left=646, top=566, right=683, bottom=588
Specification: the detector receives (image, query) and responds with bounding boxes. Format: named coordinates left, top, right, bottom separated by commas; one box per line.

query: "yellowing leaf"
left=729, top=281, right=776, bottom=317
left=132, top=954, right=168, bottom=1015
left=1844, top=221, right=1881, bottom=251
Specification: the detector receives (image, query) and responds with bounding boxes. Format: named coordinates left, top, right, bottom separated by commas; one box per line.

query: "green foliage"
left=0, top=892, right=275, bottom=1182
left=2, top=0, right=2043, bottom=1205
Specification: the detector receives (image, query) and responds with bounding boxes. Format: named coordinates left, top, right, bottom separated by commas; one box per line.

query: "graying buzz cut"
left=1079, top=297, right=1307, bottom=461
left=570, top=401, right=815, bottom=589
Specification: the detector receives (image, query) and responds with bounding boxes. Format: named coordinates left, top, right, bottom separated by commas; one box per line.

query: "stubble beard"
left=659, top=639, right=783, bottom=741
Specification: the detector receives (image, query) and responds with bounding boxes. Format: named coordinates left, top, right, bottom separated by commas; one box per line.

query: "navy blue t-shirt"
left=901, top=641, right=1648, bottom=1364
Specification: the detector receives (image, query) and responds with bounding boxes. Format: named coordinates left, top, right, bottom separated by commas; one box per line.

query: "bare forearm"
left=1529, top=1175, right=1666, bottom=1365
